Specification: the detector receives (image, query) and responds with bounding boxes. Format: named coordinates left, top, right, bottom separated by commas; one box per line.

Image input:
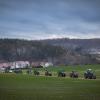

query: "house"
left=10, top=61, right=30, bottom=69
left=30, top=61, right=53, bottom=68
left=0, top=67, right=6, bottom=73
left=0, top=61, right=30, bottom=69
left=40, top=62, right=53, bottom=68
left=0, top=62, right=12, bottom=68
left=31, top=61, right=43, bottom=68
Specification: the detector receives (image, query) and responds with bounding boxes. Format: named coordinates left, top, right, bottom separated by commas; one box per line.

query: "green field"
left=0, top=65, right=100, bottom=100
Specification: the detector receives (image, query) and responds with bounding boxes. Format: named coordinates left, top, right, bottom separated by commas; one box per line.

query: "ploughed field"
left=0, top=65, right=100, bottom=100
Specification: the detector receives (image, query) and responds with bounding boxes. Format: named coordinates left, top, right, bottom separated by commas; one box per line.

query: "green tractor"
left=58, top=70, right=66, bottom=77
left=84, top=69, right=96, bottom=79
left=34, top=70, right=40, bottom=75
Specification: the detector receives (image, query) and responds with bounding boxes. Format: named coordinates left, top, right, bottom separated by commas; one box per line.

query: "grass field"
left=0, top=64, right=100, bottom=100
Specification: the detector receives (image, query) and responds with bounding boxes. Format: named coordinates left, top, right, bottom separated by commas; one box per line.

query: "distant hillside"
left=0, top=39, right=66, bottom=65
left=41, top=38, right=100, bottom=65
left=41, top=38, right=100, bottom=54
left=0, top=38, right=100, bottom=65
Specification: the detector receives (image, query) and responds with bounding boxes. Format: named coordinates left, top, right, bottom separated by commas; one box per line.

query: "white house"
left=41, top=62, right=53, bottom=68
left=0, top=61, right=30, bottom=69
left=0, top=67, right=5, bottom=73
left=10, top=61, right=30, bottom=69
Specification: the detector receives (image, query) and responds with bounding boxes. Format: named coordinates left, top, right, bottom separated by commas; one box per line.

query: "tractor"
left=34, top=70, right=40, bottom=75
left=70, top=71, right=78, bottom=78
left=58, top=70, right=66, bottom=77
left=27, top=68, right=33, bottom=74
left=45, top=70, right=52, bottom=76
left=14, top=68, right=22, bottom=74
left=84, top=69, right=96, bottom=79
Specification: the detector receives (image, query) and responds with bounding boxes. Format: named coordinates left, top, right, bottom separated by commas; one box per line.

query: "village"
left=0, top=61, right=53, bottom=73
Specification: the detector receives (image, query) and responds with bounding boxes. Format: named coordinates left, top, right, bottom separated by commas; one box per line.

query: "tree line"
left=0, top=39, right=66, bottom=63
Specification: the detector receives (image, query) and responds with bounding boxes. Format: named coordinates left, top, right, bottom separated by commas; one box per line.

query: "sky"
left=0, top=0, right=100, bottom=40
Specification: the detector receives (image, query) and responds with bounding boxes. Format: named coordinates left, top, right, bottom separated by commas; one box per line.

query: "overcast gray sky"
left=0, top=0, right=100, bottom=40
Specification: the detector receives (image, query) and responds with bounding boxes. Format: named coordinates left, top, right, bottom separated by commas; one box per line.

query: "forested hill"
left=42, top=38, right=100, bottom=54
left=41, top=38, right=100, bottom=51
left=0, top=38, right=100, bottom=65
left=0, top=39, right=66, bottom=64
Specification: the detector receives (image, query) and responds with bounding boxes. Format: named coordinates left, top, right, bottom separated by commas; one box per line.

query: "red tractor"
left=70, top=71, right=78, bottom=78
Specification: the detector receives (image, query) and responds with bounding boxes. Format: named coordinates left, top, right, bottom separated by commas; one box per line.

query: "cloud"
left=0, top=0, right=100, bottom=39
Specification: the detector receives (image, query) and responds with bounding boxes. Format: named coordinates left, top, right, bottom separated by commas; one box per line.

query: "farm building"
left=10, top=61, right=30, bottom=69
left=0, top=61, right=30, bottom=69
left=40, top=62, right=53, bottom=68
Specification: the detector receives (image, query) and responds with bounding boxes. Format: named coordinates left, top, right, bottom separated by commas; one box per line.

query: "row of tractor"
left=58, top=70, right=79, bottom=78
left=58, top=69, right=96, bottom=79
left=33, top=69, right=96, bottom=79
left=1, top=68, right=96, bottom=79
